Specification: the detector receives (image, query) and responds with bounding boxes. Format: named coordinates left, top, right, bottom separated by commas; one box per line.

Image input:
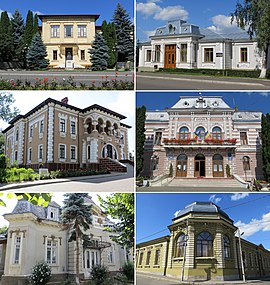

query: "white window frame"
left=29, top=125, right=33, bottom=138
left=14, top=150, right=18, bottom=161
left=70, top=120, right=76, bottom=136
left=12, top=234, right=22, bottom=265
left=47, top=206, right=59, bottom=221
left=78, top=25, right=87, bottom=37
left=64, top=25, right=73, bottom=38
left=46, top=238, right=59, bottom=265
left=70, top=145, right=77, bottom=161
left=59, top=118, right=66, bottom=133
left=51, top=25, right=60, bottom=38
left=38, top=144, right=43, bottom=162
left=40, top=120, right=44, bottom=133
left=28, top=147, right=32, bottom=163
left=59, top=144, right=66, bottom=161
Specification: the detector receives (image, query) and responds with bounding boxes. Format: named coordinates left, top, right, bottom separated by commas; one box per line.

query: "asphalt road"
left=137, top=73, right=270, bottom=90
left=0, top=70, right=133, bottom=86
left=136, top=186, right=251, bottom=192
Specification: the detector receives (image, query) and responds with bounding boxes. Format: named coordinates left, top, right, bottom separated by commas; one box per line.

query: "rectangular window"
left=47, top=240, right=57, bottom=264
left=39, top=145, right=43, bottom=160
left=64, top=25, right=73, bottom=37
left=60, top=118, right=66, bottom=133
left=51, top=25, right=60, bottom=38
left=70, top=146, right=76, bottom=160
left=180, top=43, right=187, bottom=62
left=146, top=50, right=151, bottom=62
left=204, top=48, right=214, bottom=62
left=14, top=151, right=18, bottom=161
left=59, top=144, right=66, bottom=159
left=28, top=148, right=32, bottom=161
left=154, top=249, right=160, bottom=265
left=70, top=121, right=76, bottom=134
left=30, top=126, right=33, bottom=138
left=81, top=50, right=85, bottom=60
left=87, top=145, right=91, bottom=160
left=146, top=251, right=151, bottom=265
left=13, top=236, right=21, bottom=264
left=154, top=45, right=161, bottom=62
left=154, top=132, right=162, bottom=145
left=53, top=50, right=58, bottom=61
left=40, top=120, right=44, bottom=133
left=15, top=130, right=19, bottom=141
left=240, top=132, right=248, bottom=145
left=240, top=47, right=248, bottom=62
left=139, top=252, right=143, bottom=265
left=78, top=25, right=87, bottom=37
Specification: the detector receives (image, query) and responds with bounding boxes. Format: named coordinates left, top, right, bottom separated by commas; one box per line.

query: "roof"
left=173, top=202, right=231, bottom=220
left=11, top=199, right=48, bottom=219
left=233, top=111, right=262, bottom=122
left=38, top=14, right=100, bottom=21
left=145, top=111, right=169, bottom=122
left=3, top=98, right=127, bottom=133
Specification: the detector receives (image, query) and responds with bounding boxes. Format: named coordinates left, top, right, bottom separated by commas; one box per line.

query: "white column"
left=82, top=140, right=86, bottom=163
left=47, top=106, right=54, bottom=162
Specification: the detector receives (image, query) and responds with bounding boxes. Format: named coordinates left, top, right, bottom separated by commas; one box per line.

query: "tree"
left=0, top=92, right=20, bottom=122
left=61, top=194, right=92, bottom=285
left=136, top=106, right=146, bottom=176
left=24, top=10, right=34, bottom=49
left=88, top=33, right=109, bottom=70
left=11, top=9, right=25, bottom=61
left=101, top=20, right=117, bottom=68
left=261, top=113, right=270, bottom=181
left=98, top=193, right=134, bottom=250
left=231, top=0, right=270, bottom=78
left=0, top=11, right=14, bottom=62
left=26, top=32, right=49, bottom=69
left=0, top=133, right=5, bottom=155
left=33, top=13, right=39, bottom=35
left=112, top=3, right=134, bottom=63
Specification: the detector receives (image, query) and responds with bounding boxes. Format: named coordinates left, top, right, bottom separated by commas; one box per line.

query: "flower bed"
left=163, top=138, right=237, bottom=145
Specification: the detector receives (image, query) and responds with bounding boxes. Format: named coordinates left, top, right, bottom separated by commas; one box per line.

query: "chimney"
left=61, top=97, right=68, bottom=105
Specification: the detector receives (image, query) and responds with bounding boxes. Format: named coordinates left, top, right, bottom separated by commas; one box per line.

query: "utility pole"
left=237, top=229, right=246, bottom=282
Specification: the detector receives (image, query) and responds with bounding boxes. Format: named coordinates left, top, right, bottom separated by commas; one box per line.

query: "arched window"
left=243, top=156, right=250, bottom=171
left=212, top=127, right=222, bottom=140
left=102, top=144, right=118, bottom=160
left=175, top=234, right=186, bottom=257
left=195, top=126, right=206, bottom=140
left=15, top=129, right=19, bottom=141
left=104, top=120, right=112, bottom=136
left=177, top=154, right=187, bottom=161
left=113, top=123, right=119, bottom=137
left=196, top=231, right=213, bottom=257
left=179, top=127, right=189, bottom=139
left=223, top=235, right=230, bottom=258
left=213, top=154, right=223, bottom=161
left=86, top=118, right=94, bottom=134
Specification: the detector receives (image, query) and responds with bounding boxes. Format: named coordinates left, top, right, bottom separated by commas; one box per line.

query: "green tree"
left=89, top=33, right=109, bottom=70
left=0, top=225, right=8, bottom=234
left=98, top=193, right=134, bottom=249
left=101, top=20, right=117, bottom=68
left=261, top=113, right=270, bottom=181
left=0, top=11, right=14, bottom=61
left=136, top=106, right=146, bottom=176
left=112, top=3, right=134, bottom=63
left=33, top=14, right=39, bottom=35
left=231, top=0, right=270, bottom=78
left=0, top=92, right=20, bottom=122
left=24, top=10, right=34, bottom=48
left=61, top=193, right=92, bottom=285
left=11, top=9, right=25, bottom=61
left=26, top=32, right=49, bottom=69
left=0, top=133, right=5, bottom=155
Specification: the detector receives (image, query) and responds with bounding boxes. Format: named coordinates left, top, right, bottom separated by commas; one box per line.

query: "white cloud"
left=209, top=194, right=221, bottom=204
left=231, top=193, right=249, bottom=201
left=136, top=2, right=161, bottom=17
left=154, top=5, right=188, bottom=21
left=144, top=29, right=156, bottom=38
left=235, top=212, right=270, bottom=238
left=208, top=14, right=243, bottom=34
left=0, top=9, right=12, bottom=18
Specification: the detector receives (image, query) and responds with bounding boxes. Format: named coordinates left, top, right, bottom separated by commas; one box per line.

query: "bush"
left=226, top=164, right=231, bottom=178
left=169, top=163, right=173, bottom=177
left=89, top=265, right=110, bottom=285
left=122, top=261, right=134, bottom=281
left=29, top=262, right=51, bottom=285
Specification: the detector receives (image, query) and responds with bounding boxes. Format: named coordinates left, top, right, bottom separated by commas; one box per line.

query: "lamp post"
left=237, top=229, right=246, bottom=282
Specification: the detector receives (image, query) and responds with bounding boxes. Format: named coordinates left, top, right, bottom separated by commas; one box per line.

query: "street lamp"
left=236, top=229, right=246, bottom=282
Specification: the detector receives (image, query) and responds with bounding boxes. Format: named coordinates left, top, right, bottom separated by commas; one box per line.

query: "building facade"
left=38, top=15, right=101, bottom=69
left=0, top=196, right=128, bottom=285
left=142, top=95, right=263, bottom=181
left=136, top=202, right=270, bottom=281
left=138, top=19, right=270, bottom=71
left=3, top=97, right=130, bottom=172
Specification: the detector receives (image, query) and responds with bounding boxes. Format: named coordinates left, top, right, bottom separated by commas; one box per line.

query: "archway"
left=176, top=154, right=187, bottom=177
left=102, top=144, right=118, bottom=159
left=194, top=153, right=205, bottom=177
left=213, top=154, right=224, bottom=177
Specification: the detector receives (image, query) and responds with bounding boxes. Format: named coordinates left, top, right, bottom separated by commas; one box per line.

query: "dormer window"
left=47, top=206, right=59, bottom=221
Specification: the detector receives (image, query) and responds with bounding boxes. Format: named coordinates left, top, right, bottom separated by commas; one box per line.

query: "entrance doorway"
left=176, top=154, right=187, bottom=177
left=194, top=154, right=205, bottom=177
left=164, top=44, right=176, bottom=68
left=213, top=154, right=224, bottom=177
left=65, top=48, right=73, bottom=60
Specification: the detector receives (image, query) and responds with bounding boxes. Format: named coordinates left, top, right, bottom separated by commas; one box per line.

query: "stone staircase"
left=99, top=158, right=127, bottom=173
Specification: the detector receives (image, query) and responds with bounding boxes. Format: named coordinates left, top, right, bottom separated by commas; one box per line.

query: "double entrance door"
left=164, top=44, right=176, bottom=68
left=194, top=154, right=206, bottom=177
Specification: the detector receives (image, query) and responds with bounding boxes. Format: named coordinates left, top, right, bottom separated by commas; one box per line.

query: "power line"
left=137, top=228, right=168, bottom=242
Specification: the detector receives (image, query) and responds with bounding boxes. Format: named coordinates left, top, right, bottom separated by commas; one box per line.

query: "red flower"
left=44, top=77, right=48, bottom=82
left=36, top=78, right=39, bottom=80
left=125, top=74, right=128, bottom=76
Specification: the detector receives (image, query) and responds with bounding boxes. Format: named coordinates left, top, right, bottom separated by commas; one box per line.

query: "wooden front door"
left=213, top=154, right=224, bottom=177
left=194, top=154, right=206, bottom=177
left=176, top=160, right=187, bottom=177
left=164, top=44, right=176, bottom=68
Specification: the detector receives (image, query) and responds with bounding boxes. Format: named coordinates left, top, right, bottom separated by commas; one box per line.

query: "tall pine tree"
left=88, top=33, right=109, bottom=70
left=112, top=3, right=134, bottom=63
left=61, top=194, right=92, bottom=285
left=26, top=32, right=49, bottom=69
left=261, top=113, right=270, bottom=181
left=11, top=9, right=25, bottom=61
left=24, top=10, right=34, bottom=48
left=33, top=13, right=39, bottom=35
left=136, top=106, right=146, bottom=176
left=0, top=11, right=14, bottom=61
left=101, top=20, right=117, bottom=68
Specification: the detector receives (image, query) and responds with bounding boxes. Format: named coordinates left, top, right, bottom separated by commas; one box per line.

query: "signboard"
left=216, top=53, right=223, bottom=57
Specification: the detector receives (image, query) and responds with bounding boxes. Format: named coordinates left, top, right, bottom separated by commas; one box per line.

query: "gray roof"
left=233, top=111, right=262, bottom=122
left=145, top=111, right=169, bottom=122
left=12, top=199, right=47, bottom=219
left=174, top=202, right=230, bottom=220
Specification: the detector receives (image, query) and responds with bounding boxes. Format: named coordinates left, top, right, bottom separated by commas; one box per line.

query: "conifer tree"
left=26, top=32, right=49, bottom=69
left=136, top=106, right=146, bottom=176
left=88, top=33, right=109, bottom=70
left=61, top=193, right=92, bottom=285
left=24, top=10, right=34, bottom=48
left=33, top=13, right=39, bottom=35
left=101, top=20, right=117, bottom=68
left=11, top=9, right=25, bottom=61
left=0, top=11, right=14, bottom=61
left=261, top=113, right=270, bottom=181
left=112, top=3, right=134, bottom=63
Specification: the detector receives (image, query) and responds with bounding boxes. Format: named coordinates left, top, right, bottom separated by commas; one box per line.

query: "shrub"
left=226, top=164, right=231, bottom=178
left=169, top=163, right=173, bottom=177
left=29, top=262, right=51, bottom=285
left=122, top=261, right=134, bottom=281
left=0, top=155, right=8, bottom=183
left=89, top=265, right=110, bottom=285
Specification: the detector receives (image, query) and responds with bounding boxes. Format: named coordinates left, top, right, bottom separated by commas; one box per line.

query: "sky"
left=136, top=91, right=270, bottom=114
left=0, top=0, right=134, bottom=25
left=136, top=193, right=270, bottom=251
left=137, top=0, right=246, bottom=41
left=0, top=192, right=114, bottom=227
left=0, top=91, right=135, bottom=154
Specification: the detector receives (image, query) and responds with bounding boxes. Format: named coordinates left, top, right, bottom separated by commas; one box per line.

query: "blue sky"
left=137, top=0, right=246, bottom=41
left=0, top=0, right=133, bottom=25
left=136, top=92, right=270, bottom=114
left=136, top=193, right=270, bottom=250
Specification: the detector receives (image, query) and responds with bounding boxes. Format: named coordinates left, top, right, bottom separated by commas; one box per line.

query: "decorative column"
left=185, top=224, right=195, bottom=269
left=215, top=227, right=225, bottom=269
left=47, top=106, right=54, bottom=162
left=82, top=140, right=86, bottom=163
